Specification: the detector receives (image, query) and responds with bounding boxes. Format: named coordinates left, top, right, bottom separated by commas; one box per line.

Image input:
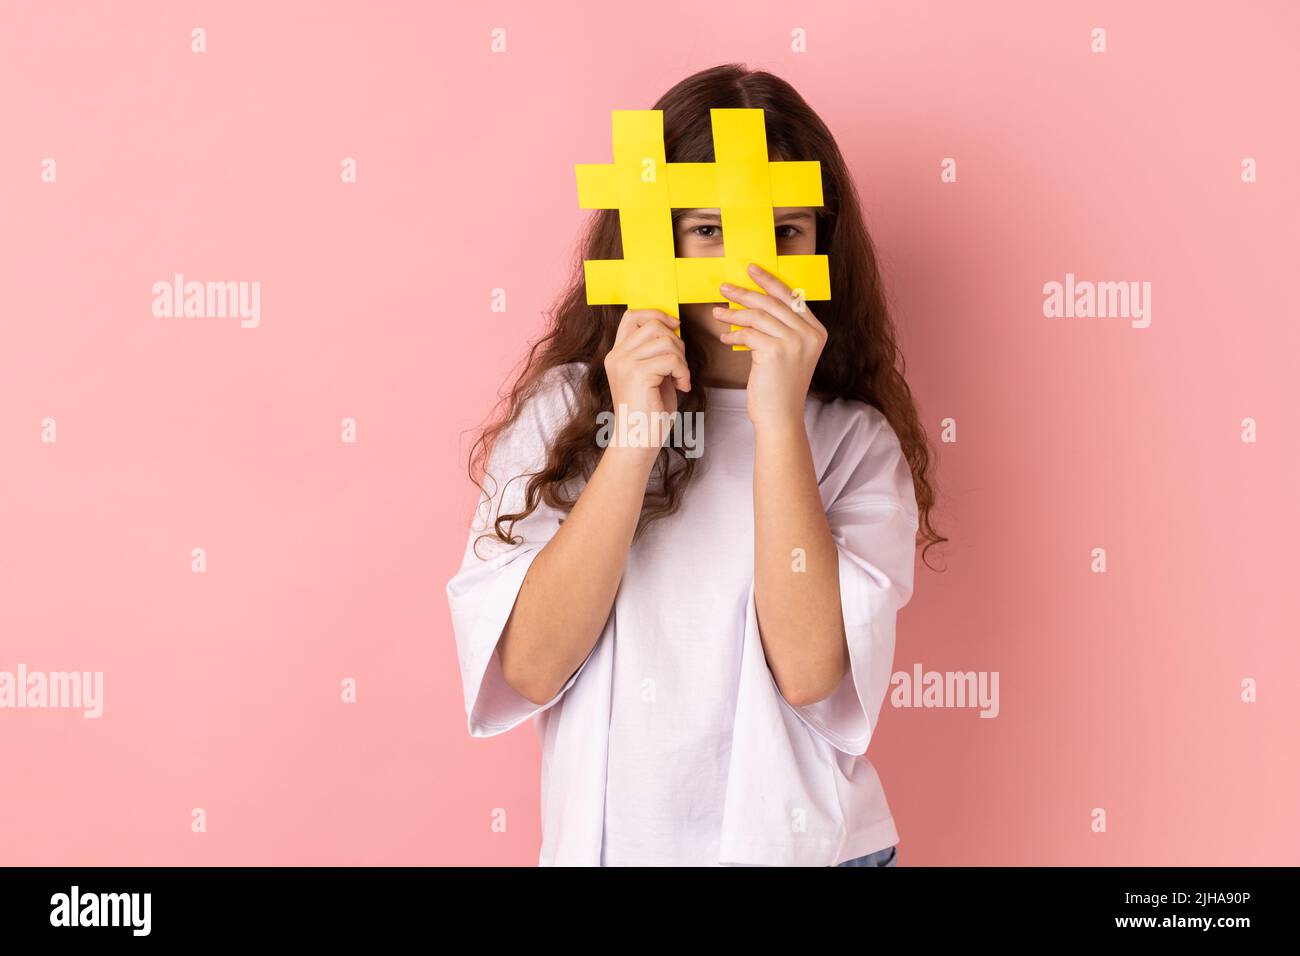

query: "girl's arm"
left=718, top=265, right=848, bottom=707
left=751, top=423, right=849, bottom=707
left=496, top=310, right=690, bottom=705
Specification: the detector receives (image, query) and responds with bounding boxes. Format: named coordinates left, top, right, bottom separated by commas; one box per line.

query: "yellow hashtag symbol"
left=575, top=108, right=831, bottom=351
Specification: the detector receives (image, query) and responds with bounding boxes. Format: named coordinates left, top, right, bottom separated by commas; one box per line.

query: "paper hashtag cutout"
left=575, top=108, right=831, bottom=350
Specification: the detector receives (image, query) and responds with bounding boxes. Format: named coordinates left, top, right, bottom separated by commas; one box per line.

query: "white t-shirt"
left=447, top=362, right=919, bottom=866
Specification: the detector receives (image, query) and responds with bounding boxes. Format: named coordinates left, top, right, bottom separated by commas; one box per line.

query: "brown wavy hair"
left=469, top=63, right=945, bottom=567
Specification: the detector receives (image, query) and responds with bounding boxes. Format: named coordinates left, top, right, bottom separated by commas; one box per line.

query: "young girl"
left=447, top=64, right=941, bottom=867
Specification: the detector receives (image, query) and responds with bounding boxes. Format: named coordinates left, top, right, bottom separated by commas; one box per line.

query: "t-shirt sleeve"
left=444, top=366, right=595, bottom=738
left=773, top=407, right=920, bottom=756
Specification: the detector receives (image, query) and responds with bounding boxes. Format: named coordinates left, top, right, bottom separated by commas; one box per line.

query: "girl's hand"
left=716, top=264, right=827, bottom=432
left=603, top=309, right=691, bottom=459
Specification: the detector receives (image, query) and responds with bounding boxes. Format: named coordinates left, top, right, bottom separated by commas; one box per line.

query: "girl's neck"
left=694, top=335, right=752, bottom=389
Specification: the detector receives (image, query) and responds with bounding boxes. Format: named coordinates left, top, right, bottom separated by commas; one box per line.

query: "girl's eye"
left=691, top=224, right=801, bottom=240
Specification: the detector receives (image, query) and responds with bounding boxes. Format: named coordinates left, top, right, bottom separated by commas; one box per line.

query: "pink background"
left=2, top=1, right=1297, bottom=865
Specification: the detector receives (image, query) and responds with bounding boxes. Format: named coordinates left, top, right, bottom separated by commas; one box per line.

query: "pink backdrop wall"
left=2, top=0, right=1296, bottom=865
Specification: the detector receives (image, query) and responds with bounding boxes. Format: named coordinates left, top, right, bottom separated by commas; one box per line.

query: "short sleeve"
left=774, top=407, right=920, bottom=756
left=444, top=364, right=595, bottom=737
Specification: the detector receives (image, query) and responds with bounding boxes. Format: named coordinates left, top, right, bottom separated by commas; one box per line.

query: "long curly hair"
left=469, top=63, right=945, bottom=567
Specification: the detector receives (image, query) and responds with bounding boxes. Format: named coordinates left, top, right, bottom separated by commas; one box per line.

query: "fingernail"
left=748, top=263, right=762, bottom=274
left=720, top=282, right=736, bottom=292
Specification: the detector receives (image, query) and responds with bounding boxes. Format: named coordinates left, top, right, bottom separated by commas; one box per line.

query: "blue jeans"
left=836, top=844, right=897, bottom=867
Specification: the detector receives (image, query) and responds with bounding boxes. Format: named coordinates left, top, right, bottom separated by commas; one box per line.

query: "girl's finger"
left=615, top=308, right=679, bottom=345
left=630, top=308, right=680, bottom=329
left=718, top=281, right=802, bottom=330
left=645, top=353, right=691, bottom=392
left=718, top=326, right=778, bottom=352
left=749, top=262, right=823, bottom=328
left=628, top=335, right=686, bottom=362
left=630, top=308, right=682, bottom=341
left=743, top=263, right=796, bottom=309
left=621, top=314, right=685, bottom=352
left=712, top=305, right=791, bottom=340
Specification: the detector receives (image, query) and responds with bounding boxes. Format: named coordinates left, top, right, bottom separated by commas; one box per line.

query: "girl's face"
left=672, top=207, right=819, bottom=337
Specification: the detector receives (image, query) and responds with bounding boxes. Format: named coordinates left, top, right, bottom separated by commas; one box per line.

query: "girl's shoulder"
left=513, top=361, right=589, bottom=429
left=531, top=360, right=589, bottom=404
left=805, top=393, right=901, bottom=455
left=807, top=395, right=918, bottom=519
left=476, top=363, right=590, bottom=517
